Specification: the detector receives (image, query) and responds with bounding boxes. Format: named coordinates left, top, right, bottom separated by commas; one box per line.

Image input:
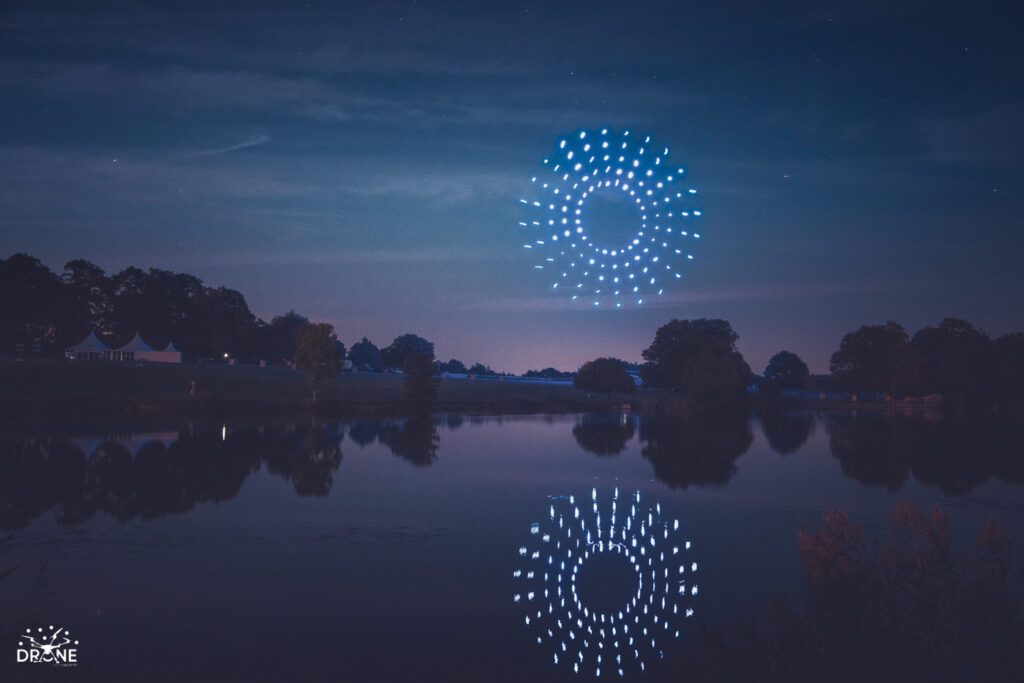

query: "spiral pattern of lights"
left=513, top=488, right=699, bottom=677
left=518, top=128, right=703, bottom=308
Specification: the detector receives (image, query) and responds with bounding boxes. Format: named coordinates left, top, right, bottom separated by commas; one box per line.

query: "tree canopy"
left=640, top=318, right=752, bottom=403
left=349, top=337, right=383, bottom=371
left=382, top=333, right=434, bottom=370
left=403, top=351, right=440, bottom=404
left=0, top=253, right=266, bottom=357
left=440, top=358, right=468, bottom=374
left=574, top=357, right=636, bottom=394
left=468, top=362, right=497, bottom=376
left=764, top=350, right=811, bottom=390
left=294, top=322, right=342, bottom=404
left=830, top=321, right=919, bottom=396
left=911, top=318, right=991, bottom=401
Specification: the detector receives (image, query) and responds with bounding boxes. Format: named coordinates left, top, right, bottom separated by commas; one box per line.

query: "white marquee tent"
left=65, top=332, right=182, bottom=364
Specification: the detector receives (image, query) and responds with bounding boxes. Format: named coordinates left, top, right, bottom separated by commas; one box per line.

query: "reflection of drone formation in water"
left=514, top=488, right=698, bottom=677
left=519, top=128, right=703, bottom=307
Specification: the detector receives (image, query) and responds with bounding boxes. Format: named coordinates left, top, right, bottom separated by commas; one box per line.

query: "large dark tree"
left=829, top=321, right=920, bottom=396
left=574, top=357, right=636, bottom=394
left=349, top=337, right=383, bottom=371
left=911, top=318, right=992, bottom=402
left=265, top=310, right=309, bottom=362
left=179, top=286, right=259, bottom=359
left=294, top=322, right=343, bottom=404
left=107, top=266, right=148, bottom=345
left=993, top=333, right=1024, bottom=406
left=764, top=350, right=811, bottom=390
left=382, top=333, right=434, bottom=369
left=0, top=253, right=71, bottom=349
left=137, top=269, right=204, bottom=350
left=403, top=351, right=440, bottom=404
left=441, top=358, right=467, bottom=374
left=61, top=258, right=112, bottom=341
left=640, top=318, right=752, bottom=403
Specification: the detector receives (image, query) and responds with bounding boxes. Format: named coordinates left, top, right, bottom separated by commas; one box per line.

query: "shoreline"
left=0, top=357, right=951, bottom=424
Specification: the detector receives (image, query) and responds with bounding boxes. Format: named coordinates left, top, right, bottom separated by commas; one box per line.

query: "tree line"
left=5, top=252, right=1023, bottom=409
left=574, top=316, right=1024, bottom=412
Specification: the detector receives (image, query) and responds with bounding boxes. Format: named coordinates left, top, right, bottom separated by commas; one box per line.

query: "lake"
left=2, top=410, right=1022, bottom=682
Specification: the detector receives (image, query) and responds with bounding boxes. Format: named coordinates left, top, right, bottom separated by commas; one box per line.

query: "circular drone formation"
left=513, top=488, right=699, bottom=677
left=518, top=128, right=703, bottom=308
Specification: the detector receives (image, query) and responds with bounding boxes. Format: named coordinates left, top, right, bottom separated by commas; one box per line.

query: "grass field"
left=0, top=357, right=650, bottom=418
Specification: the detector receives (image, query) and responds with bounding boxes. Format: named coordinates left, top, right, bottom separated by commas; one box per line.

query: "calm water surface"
left=1, top=411, right=1022, bottom=682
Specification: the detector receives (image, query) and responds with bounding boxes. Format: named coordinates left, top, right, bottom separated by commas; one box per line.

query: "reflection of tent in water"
left=71, top=432, right=181, bottom=458
left=65, top=331, right=182, bottom=363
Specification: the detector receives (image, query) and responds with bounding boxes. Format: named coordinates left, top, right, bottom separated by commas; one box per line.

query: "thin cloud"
left=184, top=135, right=270, bottom=158
left=467, top=278, right=943, bottom=313
left=165, top=247, right=516, bottom=269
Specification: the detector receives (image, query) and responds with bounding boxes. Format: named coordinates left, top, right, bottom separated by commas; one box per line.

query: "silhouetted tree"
left=294, top=322, right=342, bottom=404
left=524, top=367, right=574, bottom=380
left=265, top=310, right=309, bottom=362
left=764, top=350, right=811, bottom=390
left=177, top=285, right=258, bottom=359
left=574, top=357, right=636, bottom=394
left=912, top=318, right=992, bottom=405
left=467, top=362, right=497, bottom=376
left=829, top=321, right=920, bottom=396
left=61, top=258, right=111, bottom=341
left=441, top=358, right=468, bottom=374
left=106, top=266, right=148, bottom=345
left=640, top=318, right=752, bottom=404
left=0, top=253, right=70, bottom=350
left=993, top=333, right=1024, bottom=407
left=137, top=269, right=204, bottom=349
left=382, top=333, right=433, bottom=369
left=403, top=351, right=440, bottom=404
left=349, top=337, right=383, bottom=371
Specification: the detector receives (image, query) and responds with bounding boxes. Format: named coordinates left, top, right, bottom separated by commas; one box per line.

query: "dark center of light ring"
left=572, top=545, right=641, bottom=616
left=578, top=184, right=649, bottom=258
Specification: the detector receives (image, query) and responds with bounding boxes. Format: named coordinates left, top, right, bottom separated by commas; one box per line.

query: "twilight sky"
left=1, top=0, right=1021, bottom=373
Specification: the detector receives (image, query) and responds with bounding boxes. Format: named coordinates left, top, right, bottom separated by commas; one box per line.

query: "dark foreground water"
left=1, top=411, right=1023, bottom=682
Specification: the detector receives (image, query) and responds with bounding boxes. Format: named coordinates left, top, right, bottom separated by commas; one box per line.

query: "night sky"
left=2, top=0, right=1021, bottom=374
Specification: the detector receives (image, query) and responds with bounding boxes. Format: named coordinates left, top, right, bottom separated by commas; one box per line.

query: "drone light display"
left=519, top=128, right=702, bottom=307
left=513, top=488, right=698, bottom=677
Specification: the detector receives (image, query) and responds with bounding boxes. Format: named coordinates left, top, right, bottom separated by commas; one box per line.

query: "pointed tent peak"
left=68, top=331, right=110, bottom=351
left=163, top=342, right=180, bottom=353
left=121, top=333, right=155, bottom=352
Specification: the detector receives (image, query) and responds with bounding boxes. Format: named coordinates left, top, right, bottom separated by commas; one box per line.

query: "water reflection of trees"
left=377, top=414, right=440, bottom=467
left=0, top=415, right=446, bottom=529
left=826, top=413, right=1024, bottom=495
left=571, top=413, right=636, bottom=456
left=759, top=410, right=815, bottom=455
left=0, top=423, right=345, bottom=528
left=637, top=411, right=753, bottom=489
left=670, top=504, right=1023, bottom=683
